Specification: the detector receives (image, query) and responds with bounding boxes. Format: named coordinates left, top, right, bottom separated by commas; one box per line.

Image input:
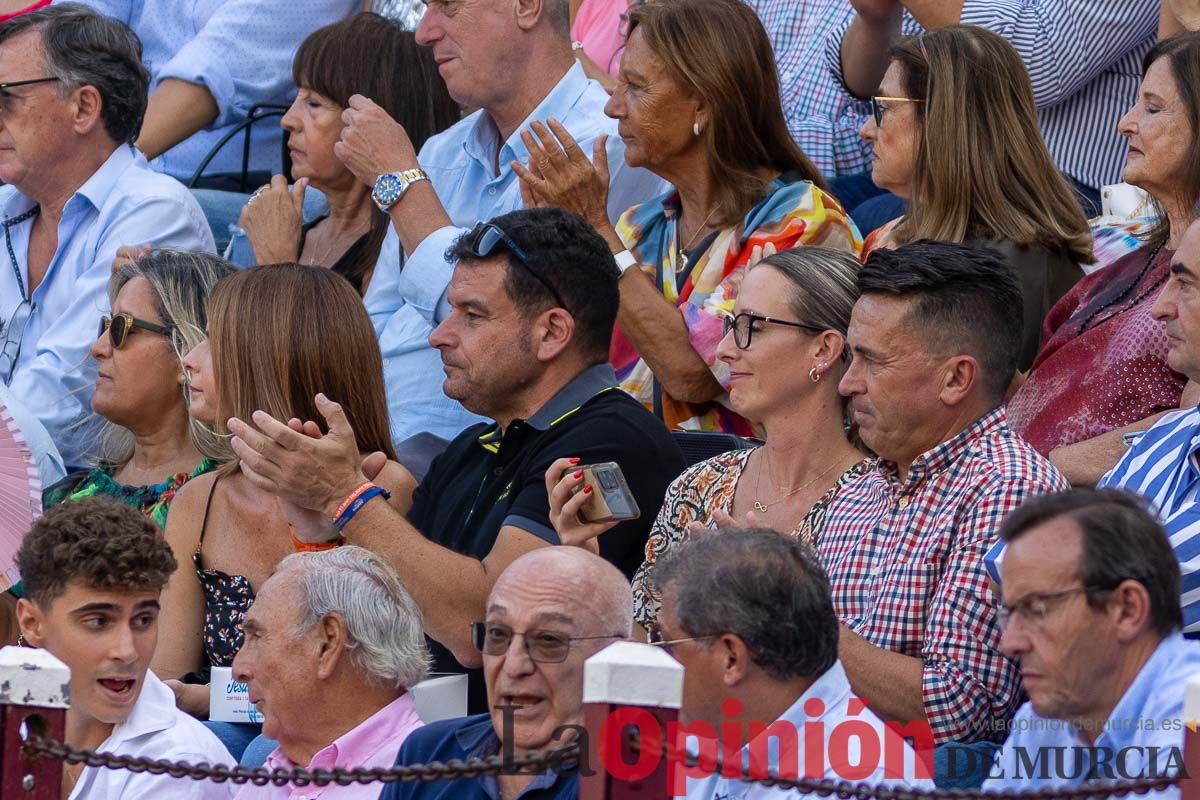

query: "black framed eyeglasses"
left=870, top=96, right=924, bottom=127
left=464, top=222, right=568, bottom=312
left=722, top=311, right=825, bottom=350
left=0, top=77, right=60, bottom=92
left=470, top=621, right=622, bottom=663
left=997, top=585, right=1116, bottom=630
left=99, top=313, right=174, bottom=349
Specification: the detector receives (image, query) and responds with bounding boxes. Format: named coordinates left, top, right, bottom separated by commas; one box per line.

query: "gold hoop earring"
left=808, top=367, right=821, bottom=383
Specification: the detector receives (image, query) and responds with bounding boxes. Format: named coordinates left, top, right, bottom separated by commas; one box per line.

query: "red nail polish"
left=573, top=470, right=583, bottom=479
left=569, top=457, right=581, bottom=465
left=583, top=486, right=593, bottom=494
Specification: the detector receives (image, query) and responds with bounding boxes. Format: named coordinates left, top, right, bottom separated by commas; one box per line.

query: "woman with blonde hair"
left=43, top=249, right=235, bottom=527
left=546, top=247, right=873, bottom=630
left=516, top=0, right=859, bottom=437
left=154, top=264, right=411, bottom=756
left=859, top=25, right=1093, bottom=370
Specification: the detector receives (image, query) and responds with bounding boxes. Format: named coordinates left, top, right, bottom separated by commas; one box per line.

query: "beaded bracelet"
left=334, top=485, right=391, bottom=532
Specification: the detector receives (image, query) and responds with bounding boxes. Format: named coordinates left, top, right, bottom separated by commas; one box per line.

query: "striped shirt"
left=1099, top=406, right=1200, bottom=635
left=742, top=0, right=871, bottom=175
left=823, top=0, right=1159, bottom=191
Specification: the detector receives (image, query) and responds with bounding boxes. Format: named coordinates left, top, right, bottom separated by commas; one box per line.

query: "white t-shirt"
left=70, top=672, right=235, bottom=799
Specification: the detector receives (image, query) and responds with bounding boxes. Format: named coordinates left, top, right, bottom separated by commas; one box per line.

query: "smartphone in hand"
left=574, top=462, right=641, bottom=523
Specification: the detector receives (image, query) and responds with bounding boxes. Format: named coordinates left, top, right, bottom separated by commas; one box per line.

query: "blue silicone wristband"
left=334, top=486, right=391, bottom=532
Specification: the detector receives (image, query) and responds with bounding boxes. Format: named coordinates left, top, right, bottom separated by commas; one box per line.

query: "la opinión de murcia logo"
left=495, top=697, right=1189, bottom=796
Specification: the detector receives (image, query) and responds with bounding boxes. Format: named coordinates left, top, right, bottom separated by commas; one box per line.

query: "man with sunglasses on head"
left=983, top=489, right=1200, bottom=794
left=0, top=4, right=213, bottom=469
left=227, top=207, right=683, bottom=715
left=818, top=241, right=1068, bottom=780
left=381, top=545, right=631, bottom=800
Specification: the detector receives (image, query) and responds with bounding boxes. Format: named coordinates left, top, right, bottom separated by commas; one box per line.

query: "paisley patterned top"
left=612, top=178, right=861, bottom=436
left=630, top=448, right=874, bottom=627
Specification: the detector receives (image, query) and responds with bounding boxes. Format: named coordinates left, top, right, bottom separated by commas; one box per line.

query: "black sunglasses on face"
left=464, top=222, right=569, bottom=312
left=0, top=76, right=60, bottom=92
left=722, top=311, right=825, bottom=350
left=99, top=313, right=173, bottom=349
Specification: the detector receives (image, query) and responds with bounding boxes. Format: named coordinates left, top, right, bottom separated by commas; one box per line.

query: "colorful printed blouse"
left=1007, top=221, right=1185, bottom=454
left=630, top=448, right=874, bottom=628
left=42, top=458, right=218, bottom=530
left=612, top=178, right=861, bottom=436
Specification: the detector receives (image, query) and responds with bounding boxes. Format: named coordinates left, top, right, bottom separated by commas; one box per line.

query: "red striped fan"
left=0, top=401, right=41, bottom=591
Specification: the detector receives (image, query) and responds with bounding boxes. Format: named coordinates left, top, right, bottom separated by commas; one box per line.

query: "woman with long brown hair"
left=858, top=25, right=1093, bottom=370
left=515, top=0, right=859, bottom=437
left=1007, top=32, right=1200, bottom=484
left=152, top=264, right=411, bottom=756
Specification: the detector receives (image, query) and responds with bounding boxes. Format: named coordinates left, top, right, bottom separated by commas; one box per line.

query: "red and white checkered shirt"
left=819, top=407, right=1069, bottom=744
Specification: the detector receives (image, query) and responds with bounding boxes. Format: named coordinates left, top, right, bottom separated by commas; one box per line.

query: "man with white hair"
left=381, top=546, right=633, bottom=800
left=232, top=546, right=431, bottom=799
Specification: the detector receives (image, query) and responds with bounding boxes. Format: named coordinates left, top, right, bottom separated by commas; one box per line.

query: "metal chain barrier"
left=21, top=736, right=580, bottom=788
left=19, top=734, right=1182, bottom=798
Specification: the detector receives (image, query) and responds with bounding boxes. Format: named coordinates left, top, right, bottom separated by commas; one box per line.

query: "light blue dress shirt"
left=982, top=632, right=1200, bottom=797
left=685, top=661, right=935, bottom=799
left=72, top=0, right=358, bottom=181
left=0, top=144, right=215, bottom=468
left=364, top=62, right=669, bottom=446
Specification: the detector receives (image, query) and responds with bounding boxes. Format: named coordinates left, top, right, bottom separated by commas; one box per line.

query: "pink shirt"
left=571, top=0, right=628, bottom=76
left=235, top=693, right=423, bottom=800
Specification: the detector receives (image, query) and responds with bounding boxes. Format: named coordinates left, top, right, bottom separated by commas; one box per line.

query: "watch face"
left=373, top=173, right=404, bottom=205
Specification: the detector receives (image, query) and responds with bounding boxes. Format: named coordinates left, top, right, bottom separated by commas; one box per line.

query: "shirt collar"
left=69, top=144, right=137, bottom=213
left=463, top=63, right=591, bottom=170
left=266, top=692, right=422, bottom=771
left=102, top=671, right=181, bottom=746
left=457, top=714, right=575, bottom=799
left=883, top=406, right=1009, bottom=490
left=1079, top=632, right=1189, bottom=749
left=476, top=364, right=617, bottom=453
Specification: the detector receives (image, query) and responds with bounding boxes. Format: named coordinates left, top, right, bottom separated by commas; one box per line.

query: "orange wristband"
left=289, top=525, right=343, bottom=552
left=332, top=482, right=376, bottom=523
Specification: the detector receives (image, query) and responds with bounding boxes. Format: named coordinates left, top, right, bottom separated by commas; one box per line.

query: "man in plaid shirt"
left=823, top=241, right=1069, bottom=745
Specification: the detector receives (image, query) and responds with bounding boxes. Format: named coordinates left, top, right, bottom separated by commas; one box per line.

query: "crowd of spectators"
left=2, top=0, right=1200, bottom=798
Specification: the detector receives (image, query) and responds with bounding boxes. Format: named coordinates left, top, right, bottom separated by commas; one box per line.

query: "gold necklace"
left=752, top=448, right=841, bottom=513
left=676, top=205, right=721, bottom=270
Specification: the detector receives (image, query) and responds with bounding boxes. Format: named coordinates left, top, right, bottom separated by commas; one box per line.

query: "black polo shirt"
left=406, top=363, right=684, bottom=710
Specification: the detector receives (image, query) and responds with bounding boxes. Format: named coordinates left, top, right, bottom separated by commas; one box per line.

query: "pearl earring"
left=693, top=121, right=701, bottom=136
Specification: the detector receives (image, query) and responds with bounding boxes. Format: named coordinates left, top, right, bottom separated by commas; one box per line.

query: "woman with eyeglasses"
left=857, top=25, right=1092, bottom=372
left=515, top=0, right=859, bottom=438
left=153, top=264, right=412, bottom=758
left=35, top=249, right=234, bottom=529
left=546, top=248, right=873, bottom=630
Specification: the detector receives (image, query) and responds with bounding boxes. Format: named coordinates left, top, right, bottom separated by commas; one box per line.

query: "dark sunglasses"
left=0, top=76, right=60, bottom=93
left=464, top=222, right=568, bottom=312
left=470, top=621, right=621, bottom=663
left=722, top=311, right=825, bottom=350
left=99, top=313, right=173, bottom=349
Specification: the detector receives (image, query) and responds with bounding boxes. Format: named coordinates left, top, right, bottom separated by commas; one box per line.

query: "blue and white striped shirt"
left=823, top=0, right=1159, bottom=191
left=984, top=405, right=1200, bottom=633
left=1098, top=406, right=1200, bottom=635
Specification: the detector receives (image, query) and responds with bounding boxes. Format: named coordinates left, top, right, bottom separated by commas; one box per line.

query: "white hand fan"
left=0, top=401, right=41, bottom=591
